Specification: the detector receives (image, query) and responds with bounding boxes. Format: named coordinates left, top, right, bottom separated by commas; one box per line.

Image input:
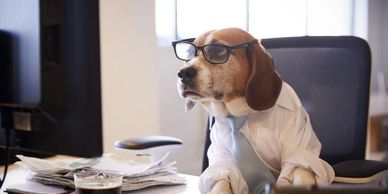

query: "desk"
left=1, top=157, right=200, bottom=194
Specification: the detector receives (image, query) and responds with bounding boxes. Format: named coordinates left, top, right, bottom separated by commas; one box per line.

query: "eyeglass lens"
left=175, top=43, right=229, bottom=63
left=175, top=42, right=196, bottom=61
left=203, top=45, right=228, bottom=63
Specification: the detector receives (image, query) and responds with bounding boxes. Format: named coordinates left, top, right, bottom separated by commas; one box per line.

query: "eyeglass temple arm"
left=172, top=38, right=195, bottom=44
left=231, top=39, right=258, bottom=49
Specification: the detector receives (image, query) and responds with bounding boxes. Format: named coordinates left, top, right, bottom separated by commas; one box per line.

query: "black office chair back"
left=262, top=36, right=371, bottom=165
left=202, top=36, right=371, bottom=171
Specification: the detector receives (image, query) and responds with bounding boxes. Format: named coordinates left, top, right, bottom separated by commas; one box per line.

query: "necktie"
left=227, top=116, right=275, bottom=194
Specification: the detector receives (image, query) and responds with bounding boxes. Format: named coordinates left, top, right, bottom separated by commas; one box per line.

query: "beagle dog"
left=174, top=28, right=334, bottom=194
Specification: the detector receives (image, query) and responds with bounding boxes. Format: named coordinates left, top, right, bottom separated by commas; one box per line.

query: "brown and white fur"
left=177, top=28, right=315, bottom=193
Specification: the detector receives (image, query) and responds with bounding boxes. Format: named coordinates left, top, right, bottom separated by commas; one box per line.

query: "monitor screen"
left=0, top=0, right=103, bottom=163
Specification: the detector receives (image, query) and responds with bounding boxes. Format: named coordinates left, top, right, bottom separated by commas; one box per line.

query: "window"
left=156, top=0, right=357, bottom=45
left=249, top=0, right=307, bottom=38
left=306, top=0, right=353, bottom=36
left=177, top=0, right=247, bottom=38
left=155, top=0, right=176, bottom=46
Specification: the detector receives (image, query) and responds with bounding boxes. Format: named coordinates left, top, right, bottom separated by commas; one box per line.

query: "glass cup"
left=74, top=170, right=123, bottom=194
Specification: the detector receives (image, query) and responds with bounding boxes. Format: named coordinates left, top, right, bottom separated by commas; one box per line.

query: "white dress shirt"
left=199, top=82, right=335, bottom=194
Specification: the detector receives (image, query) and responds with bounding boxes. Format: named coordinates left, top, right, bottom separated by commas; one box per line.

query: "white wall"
left=156, top=47, right=207, bottom=175
left=100, top=0, right=159, bottom=154
left=99, top=0, right=206, bottom=175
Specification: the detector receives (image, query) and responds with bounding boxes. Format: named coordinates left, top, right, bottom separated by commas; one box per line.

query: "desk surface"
left=1, top=160, right=200, bottom=194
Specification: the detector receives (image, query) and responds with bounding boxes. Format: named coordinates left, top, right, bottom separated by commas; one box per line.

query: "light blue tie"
left=227, top=116, right=275, bottom=194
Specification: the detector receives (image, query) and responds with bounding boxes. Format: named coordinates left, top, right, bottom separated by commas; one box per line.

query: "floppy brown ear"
left=245, top=42, right=282, bottom=111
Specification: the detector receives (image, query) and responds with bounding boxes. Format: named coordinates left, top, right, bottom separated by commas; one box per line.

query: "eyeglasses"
left=172, top=38, right=258, bottom=64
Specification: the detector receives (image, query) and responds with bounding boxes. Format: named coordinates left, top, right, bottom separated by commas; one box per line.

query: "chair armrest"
left=114, top=136, right=183, bottom=162
left=333, top=160, right=388, bottom=184
left=266, top=184, right=388, bottom=194
left=114, top=135, right=182, bottom=149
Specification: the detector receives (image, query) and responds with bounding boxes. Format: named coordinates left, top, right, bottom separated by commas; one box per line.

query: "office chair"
left=201, top=36, right=388, bottom=184
left=117, top=36, right=388, bottom=185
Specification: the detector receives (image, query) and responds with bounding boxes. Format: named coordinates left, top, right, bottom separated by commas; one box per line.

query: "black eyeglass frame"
left=172, top=38, right=259, bottom=64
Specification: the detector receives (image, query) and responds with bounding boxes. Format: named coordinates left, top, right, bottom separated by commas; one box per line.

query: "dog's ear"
left=245, top=41, right=282, bottom=111
left=185, top=99, right=196, bottom=112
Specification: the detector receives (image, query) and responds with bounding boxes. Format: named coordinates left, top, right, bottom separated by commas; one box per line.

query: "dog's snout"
left=178, top=67, right=197, bottom=84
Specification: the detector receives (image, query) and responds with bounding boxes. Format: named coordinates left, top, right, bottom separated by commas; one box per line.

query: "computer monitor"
left=0, top=0, right=103, bottom=163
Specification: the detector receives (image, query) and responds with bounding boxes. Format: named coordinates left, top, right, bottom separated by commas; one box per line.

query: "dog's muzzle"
left=178, top=67, right=197, bottom=88
left=178, top=66, right=204, bottom=99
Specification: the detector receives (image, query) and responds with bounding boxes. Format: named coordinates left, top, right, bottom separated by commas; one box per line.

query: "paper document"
left=13, top=153, right=186, bottom=192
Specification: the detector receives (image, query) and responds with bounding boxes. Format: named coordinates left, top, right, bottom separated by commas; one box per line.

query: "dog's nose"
left=178, top=67, right=197, bottom=84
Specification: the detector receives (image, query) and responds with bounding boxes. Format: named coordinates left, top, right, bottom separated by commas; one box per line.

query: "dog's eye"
left=204, top=45, right=228, bottom=63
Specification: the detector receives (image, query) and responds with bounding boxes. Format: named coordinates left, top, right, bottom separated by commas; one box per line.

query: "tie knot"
left=227, top=116, right=246, bottom=131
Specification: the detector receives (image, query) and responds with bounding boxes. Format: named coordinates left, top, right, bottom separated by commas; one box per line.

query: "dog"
left=174, top=28, right=334, bottom=194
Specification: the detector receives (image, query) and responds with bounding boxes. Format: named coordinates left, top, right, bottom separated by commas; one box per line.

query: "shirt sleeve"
left=198, top=120, right=250, bottom=194
left=277, top=108, right=335, bottom=185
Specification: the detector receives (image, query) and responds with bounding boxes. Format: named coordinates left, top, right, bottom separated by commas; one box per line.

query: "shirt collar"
left=276, top=82, right=297, bottom=112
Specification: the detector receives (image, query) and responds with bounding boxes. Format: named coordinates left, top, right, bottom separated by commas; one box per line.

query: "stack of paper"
left=15, top=153, right=186, bottom=191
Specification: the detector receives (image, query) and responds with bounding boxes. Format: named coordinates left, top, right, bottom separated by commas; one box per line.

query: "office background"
left=100, top=0, right=387, bottom=175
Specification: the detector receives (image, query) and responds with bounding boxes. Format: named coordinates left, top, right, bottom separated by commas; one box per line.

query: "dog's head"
left=174, top=28, right=282, bottom=117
